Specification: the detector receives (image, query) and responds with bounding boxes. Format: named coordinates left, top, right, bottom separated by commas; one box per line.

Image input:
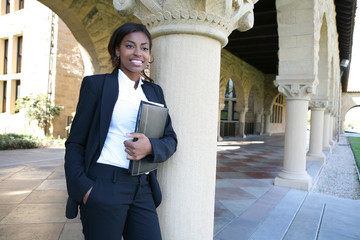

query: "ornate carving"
left=113, top=0, right=257, bottom=46
left=309, top=100, right=328, bottom=109
left=275, top=83, right=316, bottom=99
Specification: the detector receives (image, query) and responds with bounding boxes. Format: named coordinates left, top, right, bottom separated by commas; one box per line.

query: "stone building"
left=0, top=0, right=358, bottom=239
left=0, top=0, right=87, bottom=137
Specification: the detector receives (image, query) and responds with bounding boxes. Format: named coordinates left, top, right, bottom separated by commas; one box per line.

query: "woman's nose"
left=134, top=47, right=142, bottom=56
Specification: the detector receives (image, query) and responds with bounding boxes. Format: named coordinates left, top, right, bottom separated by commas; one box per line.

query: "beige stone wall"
left=219, top=50, right=286, bottom=136
left=276, top=0, right=340, bottom=105
left=37, top=0, right=136, bottom=74
left=52, top=18, right=85, bottom=138
left=220, top=49, right=265, bottom=114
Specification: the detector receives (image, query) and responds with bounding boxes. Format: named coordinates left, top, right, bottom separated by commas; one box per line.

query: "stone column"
left=323, top=109, right=331, bottom=151
left=329, top=113, right=335, bottom=145
left=306, top=101, right=326, bottom=162
left=254, top=113, right=262, bottom=134
left=218, top=102, right=225, bottom=141
left=263, top=113, right=271, bottom=135
left=273, top=81, right=315, bottom=190
left=239, top=110, right=247, bottom=138
left=114, top=1, right=257, bottom=239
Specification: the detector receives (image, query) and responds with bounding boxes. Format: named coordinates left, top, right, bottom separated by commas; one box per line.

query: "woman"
left=64, top=22, right=177, bottom=240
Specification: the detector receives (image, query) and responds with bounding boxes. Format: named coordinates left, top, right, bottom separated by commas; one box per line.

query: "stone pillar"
left=218, top=102, right=225, bottom=141
left=254, top=113, right=262, bottom=134
left=329, top=113, right=335, bottom=145
left=263, top=113, right=271, bottom=135
left=273, top=81, right=315, bottom=190
left=323, top=110, right=331, bottom=151
left=114, top=1, right=257, bottom=239
left=239, top=110, right=247, bottom=138
left=306, top=101, right=326, bottom=162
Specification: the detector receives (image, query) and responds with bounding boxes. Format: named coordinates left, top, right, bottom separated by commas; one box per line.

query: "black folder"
left=128, top=100, right=168, bottom=176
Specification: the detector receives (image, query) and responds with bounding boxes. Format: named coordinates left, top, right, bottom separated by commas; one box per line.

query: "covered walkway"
left=214, top=134, right=360, bottom=239
left=0, top=135, right=359, bottom=239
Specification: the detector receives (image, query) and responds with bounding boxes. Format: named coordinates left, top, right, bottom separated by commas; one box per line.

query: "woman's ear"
left=115, top=47, right=120, bottom=57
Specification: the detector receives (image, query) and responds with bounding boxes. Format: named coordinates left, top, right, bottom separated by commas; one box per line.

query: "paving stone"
left=1, top=203, right=66, bottom=224
left=22, top=190, right=68, bottom=204
left=0, top=223, right=64, bottom=240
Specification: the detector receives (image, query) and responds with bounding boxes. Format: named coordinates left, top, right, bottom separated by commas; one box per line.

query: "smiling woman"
left=116, top=31, right=150, bottom=83
left=64, top=22, right=177, bottom=240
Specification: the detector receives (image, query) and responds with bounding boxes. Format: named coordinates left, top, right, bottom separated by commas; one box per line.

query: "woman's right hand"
left=83, top=186, right=93, bottom=204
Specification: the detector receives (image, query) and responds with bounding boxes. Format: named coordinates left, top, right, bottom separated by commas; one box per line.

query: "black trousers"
left=80, top=163, right=162, bottom=240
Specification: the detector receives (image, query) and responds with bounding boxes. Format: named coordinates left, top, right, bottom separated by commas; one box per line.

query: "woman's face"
left=116, top=31, right=150, bottom=81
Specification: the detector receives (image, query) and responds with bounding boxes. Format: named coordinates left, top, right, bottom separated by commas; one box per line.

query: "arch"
left=244, top=85, right=260, bottom=134
left=344, top=106, right=360, bottom=132
left=341, top=92, right=360, bottom=133
left=37, top=0, right=137, bottom=73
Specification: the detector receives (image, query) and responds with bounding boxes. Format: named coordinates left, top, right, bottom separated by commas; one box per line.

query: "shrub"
left=0, top=134, right=65, bottom=150
left=0, top=133, right=38, bottom=150
left=16, top=94, right=63, bottom=136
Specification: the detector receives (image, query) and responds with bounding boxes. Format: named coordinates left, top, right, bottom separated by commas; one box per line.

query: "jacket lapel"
left=142, top=82, right=158, bottom=102
left=100, top=71, right=119, bottom=148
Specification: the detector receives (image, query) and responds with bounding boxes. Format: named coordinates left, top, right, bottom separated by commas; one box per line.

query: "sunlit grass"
left=348, top=136, right=360, bottom=174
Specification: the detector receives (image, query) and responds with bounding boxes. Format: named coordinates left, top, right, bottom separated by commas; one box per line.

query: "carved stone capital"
left=274, top=83, right=316, bottom=100
left=113, top=0, right=257, bottom=46
left=309, top=100, right=327, bottom=109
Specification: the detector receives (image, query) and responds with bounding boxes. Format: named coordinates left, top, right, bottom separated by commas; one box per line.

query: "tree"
left=16, top=94, right=63, bottom=136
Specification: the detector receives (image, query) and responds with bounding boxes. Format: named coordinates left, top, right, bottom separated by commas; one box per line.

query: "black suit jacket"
left=64, top=71, right=177, bottom=218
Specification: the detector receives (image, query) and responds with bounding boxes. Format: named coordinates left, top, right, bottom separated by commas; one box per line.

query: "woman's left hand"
left=124, top=133, right=153, bottom=160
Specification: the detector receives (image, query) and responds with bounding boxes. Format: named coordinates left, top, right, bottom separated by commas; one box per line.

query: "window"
left=5, top=0, right=10, bottom=14
left=271, top=94, right=284, bottom=123
left=19, top=0, right=24, bottom=9
left=16, top=36, right=22, bottom=73
left=3, top=39, right=8, bottom=74
left=221, top=100, right=229, bottom=120
left=232, top=101, right=239, bottom=121
left=221, top=79, right=238, bottom=121
left=1, top=81, right=7, bottom=113
left=12, top=79, right=20, bottom=113
left=15, top=80, right=20, bottom=100
left=14, top=0, right=24, bottom=11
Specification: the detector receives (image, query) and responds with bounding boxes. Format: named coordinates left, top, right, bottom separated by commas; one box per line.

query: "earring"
left=117, top=56, right=120, bottom=67
left=149, top=56, right=154, bottom=63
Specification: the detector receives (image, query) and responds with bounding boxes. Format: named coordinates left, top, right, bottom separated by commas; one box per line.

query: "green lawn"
left=348, top=136, right=360, bottom=172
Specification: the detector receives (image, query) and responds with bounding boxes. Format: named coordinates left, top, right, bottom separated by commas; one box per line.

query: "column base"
left=274, top=170, right=312, bottom=191
left=323, top=145, right=332, bottom=153
left=306, top=152, right=326, bottom=162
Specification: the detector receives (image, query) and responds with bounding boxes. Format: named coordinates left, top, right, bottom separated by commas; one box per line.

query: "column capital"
left=113, top=0, right=258, bottom=46
left=274, top=82, right=316, bottom=100
left=274, top=75, right=318, bottom=100
left=309, top=100, right=327, bottom=109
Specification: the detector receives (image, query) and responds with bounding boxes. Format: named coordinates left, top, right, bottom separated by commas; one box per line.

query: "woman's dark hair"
left=108, top=22, right=154, bottom=82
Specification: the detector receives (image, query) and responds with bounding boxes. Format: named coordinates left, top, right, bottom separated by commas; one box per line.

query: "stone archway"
left=37, top=0, right=137, bottom=73
left=341, top=92, right=360, bottom=133
left=344, top=106, right=360, bottom=132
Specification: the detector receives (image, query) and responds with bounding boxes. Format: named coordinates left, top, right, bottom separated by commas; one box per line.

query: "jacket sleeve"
left=64, top=76, right=98, bottom=203
left=148, top=85, right=177, bottom=163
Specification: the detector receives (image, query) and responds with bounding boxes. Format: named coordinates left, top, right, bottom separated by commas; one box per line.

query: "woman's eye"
left=142, top=47, right=149, bottom=51
left=126, top=44, right=134, bottom=49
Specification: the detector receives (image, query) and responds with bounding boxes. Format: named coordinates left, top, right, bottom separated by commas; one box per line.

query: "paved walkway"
left=214, top=134, right=360, bottom=239
left=0, top=135, right=359, bottom=239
